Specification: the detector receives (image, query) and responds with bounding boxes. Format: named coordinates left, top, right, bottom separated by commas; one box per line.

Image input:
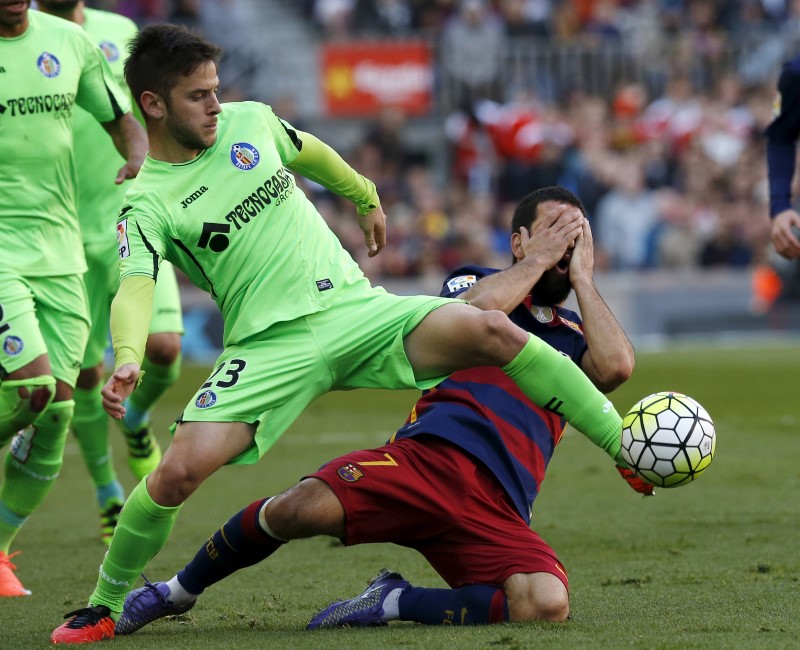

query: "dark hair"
left=510, top=186, right=586, bottom=235
left=125, top=24, right=222, bottom=114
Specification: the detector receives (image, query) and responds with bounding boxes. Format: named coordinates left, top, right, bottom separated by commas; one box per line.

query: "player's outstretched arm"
left=103, top=112, right=148, bottom=183
left=570, top=219, right=634, bottom=393
left=286, top=131, right=384, bottom=256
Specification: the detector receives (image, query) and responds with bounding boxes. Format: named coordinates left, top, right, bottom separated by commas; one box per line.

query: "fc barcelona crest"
left=337, top=464, right=364, bottom=482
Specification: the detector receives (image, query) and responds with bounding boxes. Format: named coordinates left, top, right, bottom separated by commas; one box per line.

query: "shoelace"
left=0, top=550, right=22, bottom=570
left=62, top=607, right=109, bottom=628
left=135, top=575, right=168, bottom=605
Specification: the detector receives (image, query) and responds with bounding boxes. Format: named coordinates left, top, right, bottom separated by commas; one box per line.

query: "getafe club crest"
left=195, top=390, right=217, bottom=409
left=99, top=41, right=120, bottom=62
left=230, top=142, right=260, bottom=170
left=531, top=305, right=554, bottom=323
left=3, top=336, right=23, bottom=356
left=37, top=52, right=61, bottom=78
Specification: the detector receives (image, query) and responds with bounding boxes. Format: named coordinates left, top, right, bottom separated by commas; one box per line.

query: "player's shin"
left=175, top=497, right=284, bottom=599
left=502, top=334, right=623, bottom=458
left=399, top=585, right=509, bottom=625
left=73, top=386, right=123, bottom=502
left=0, top=400, right=73, bottom=550
left=90, top=478, right=181, bottom=614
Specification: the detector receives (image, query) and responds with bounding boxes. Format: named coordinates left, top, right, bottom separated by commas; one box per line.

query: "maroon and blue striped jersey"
left=393, top=265, right=588, bottom=524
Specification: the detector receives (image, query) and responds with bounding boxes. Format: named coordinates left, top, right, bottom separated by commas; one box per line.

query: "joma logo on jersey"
left=182, top=185, right=209, bottom=209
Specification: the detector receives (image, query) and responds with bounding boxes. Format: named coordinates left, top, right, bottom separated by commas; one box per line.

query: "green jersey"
left=118, top=102, right=371, bottom=346
left=0, top=10, right=130, bottom=277
left=73, top=8, right=139, bottom=246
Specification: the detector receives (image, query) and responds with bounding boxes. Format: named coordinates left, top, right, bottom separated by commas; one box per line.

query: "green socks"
left=502, top=334, right=623, bottom=458
left=90, top=478, right=181, bottom=613
left=73, top=386, right=121, bottom=500
left=126, top=355, right=181, bottom=428
left=0, top=400, right=74, bottom=551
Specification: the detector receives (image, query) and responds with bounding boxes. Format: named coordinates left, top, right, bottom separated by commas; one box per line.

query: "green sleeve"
left=285, top=131, right=381, bottom=216
left=110, top=275, right=155, bottom=368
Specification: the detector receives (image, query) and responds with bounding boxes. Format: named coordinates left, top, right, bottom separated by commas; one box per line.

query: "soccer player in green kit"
left=0, top=1, right=147, bottom=597
left=51, top=24, right=625, bottom=643
left=37, top=0, right=185, bottom=545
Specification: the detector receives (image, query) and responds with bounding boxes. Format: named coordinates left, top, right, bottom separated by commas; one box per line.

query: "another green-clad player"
left=51, top=25, right=624, bottom=643
left=37, top=0, right=185, bottom=546
left=0, top=2, right=147, bottom=597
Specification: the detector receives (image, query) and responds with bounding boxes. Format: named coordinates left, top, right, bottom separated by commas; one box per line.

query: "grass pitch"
left=1, top=342, right=798, bottom=649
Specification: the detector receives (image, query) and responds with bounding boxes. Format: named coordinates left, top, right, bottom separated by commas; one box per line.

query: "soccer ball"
left=620, top=392, right=715, bottom=488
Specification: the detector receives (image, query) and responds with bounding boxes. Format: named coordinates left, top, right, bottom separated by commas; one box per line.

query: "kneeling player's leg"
left=404, top=302, right=622, bottom=458
left=130, top=477, right=343, bottom=613
left=503, top=572, right=569, bottom=622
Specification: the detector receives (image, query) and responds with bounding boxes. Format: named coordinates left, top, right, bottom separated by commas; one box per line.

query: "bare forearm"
left=573, top=277, right=634, bottom=391
left=461, top=258, right=548, bottom=313
left=104, top=112, right=148, bottom=168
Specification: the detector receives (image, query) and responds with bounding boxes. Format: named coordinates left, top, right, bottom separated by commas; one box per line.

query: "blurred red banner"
left=321, top=42, right=433, bottom=117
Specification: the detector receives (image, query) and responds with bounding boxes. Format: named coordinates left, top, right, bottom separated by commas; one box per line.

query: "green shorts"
left=0, top=271, right=90, bottom=387
left=175, top=288, right=458, bottom=464
left=82, top=241, right=184, bottom=369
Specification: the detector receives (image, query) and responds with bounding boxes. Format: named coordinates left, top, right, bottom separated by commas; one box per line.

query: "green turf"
left=1, top=343, right=799, bottom=648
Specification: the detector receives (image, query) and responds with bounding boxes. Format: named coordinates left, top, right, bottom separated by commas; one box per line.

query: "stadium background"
left=85, top=0, right=800, bottom=358
left=2, top=3, right=799, bottom=647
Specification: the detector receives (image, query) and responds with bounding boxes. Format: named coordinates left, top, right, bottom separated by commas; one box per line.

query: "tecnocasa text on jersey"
left=4, top=93, right=76, bottom=116
left=223, top=167, right=294, bottom=230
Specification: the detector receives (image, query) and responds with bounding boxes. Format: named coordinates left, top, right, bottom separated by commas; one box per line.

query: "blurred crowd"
left=85, top=0, right=798, bottom=288
left=310, top=73, right=775, bottom=282
left=296, top=0, right=790, bottom=283
left=301, top=0, right=799, bottom=42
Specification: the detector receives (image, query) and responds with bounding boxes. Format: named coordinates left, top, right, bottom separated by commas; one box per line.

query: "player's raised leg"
left=403, top=302, right=623, bottom=458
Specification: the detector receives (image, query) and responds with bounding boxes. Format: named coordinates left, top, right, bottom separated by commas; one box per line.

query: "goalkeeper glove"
left=615, top=465, right=656, bottom=496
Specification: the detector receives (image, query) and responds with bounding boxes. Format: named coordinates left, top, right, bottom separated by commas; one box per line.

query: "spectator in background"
left=594, top=155, right=660, bottom=270
left=441, top=0, right=505, bottom=108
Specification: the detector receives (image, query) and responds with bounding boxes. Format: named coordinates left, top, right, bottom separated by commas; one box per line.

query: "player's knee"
left=1, top=375, right=56, bottom=432
left=76, top=365, right=103, bottom=390
left=264, top=492, right=303, bottom=539
left=505, top=573, right=569, bottom=622
left=475, top=310, right=527, bottom=356
left=145, top=333, right=182, bottom=366
left=148, top=457, right=199, bottom=506
left=266, top=479, right=343, bottom=539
